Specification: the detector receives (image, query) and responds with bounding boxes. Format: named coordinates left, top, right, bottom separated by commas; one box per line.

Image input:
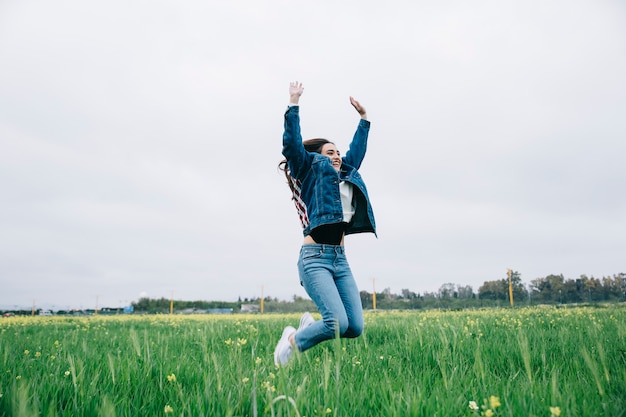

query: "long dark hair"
left=279, top=138, right=333, bottom=197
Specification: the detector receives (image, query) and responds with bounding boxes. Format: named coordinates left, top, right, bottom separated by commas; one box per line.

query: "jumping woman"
left=274, top=81, right=377, bottom=366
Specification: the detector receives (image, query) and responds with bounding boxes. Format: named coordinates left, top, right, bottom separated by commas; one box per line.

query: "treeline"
left=130, top=296, right=318, bottom=314
left=131, top=298, right=238, bottom=314
left=478, top=272, right=626, bottom=304
left=358, top=272, right=626, bottom=310
left=5, top=272, right=622, bottom=316
left=128, top=272, right=625, bottom=313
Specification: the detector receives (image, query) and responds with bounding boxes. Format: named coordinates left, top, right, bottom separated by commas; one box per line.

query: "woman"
left=274, top=81, right=376, bottom=366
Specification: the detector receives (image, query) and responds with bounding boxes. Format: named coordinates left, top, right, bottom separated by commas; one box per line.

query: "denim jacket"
left=282, top=105, right=377, bottom=237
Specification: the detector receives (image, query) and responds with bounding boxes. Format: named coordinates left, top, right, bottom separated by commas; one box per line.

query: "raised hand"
left=350, top=96, right=367, bottom=120
left=289, top=81, right=304, bottom=105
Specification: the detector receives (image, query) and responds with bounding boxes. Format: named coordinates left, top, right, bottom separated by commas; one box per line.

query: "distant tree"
left=600, top=275, right=623, bottom=300
left=422, top=291, right=438, bottom=300
left=616, top=273, right=626, bottom=301
left=478, top=279, right=508, bottom=301
left=580, top=275, right=601, bottom=302
left=401, top=288, right=417, bottom=300
left=563, top=279, right=583, bottom=303
left=360, top=290, right=372, bottom=308
left=456, top=285, right=474, bottom=299
left=529, top=274, right=564, bottom=302
left=438, top=283, right=456, bottom=299
left=508, top=270, right=528, bottom=302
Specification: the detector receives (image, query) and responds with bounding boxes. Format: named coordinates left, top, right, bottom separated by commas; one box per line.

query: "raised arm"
left=343, top=96, right=370, bottom=169
left=283, top=82, right=311, bottom=179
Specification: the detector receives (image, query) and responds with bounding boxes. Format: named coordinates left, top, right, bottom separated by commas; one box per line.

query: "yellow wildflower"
left=242, top=377, right=249, bottom=383
left=325, top=408, right=332, bottom=414
left=255, top=357, right=262, bottom=365
left=484, top=409, right=494, bottom=417
left=35, top=352, right=41, bottom=358
left=237, top=338, right=247, bottom=345
left=15, top=375, right=21, bottom=380
left=489, top=396, right=501, bottom=409
left=64, top=371, right=70, bottom=377
left=24, top=350, right=30, bottom=355
left=224, top=338, right=233, bottom=345
left=550, top=406, right=561, bottom=416
left=164, top=404, right=173, bottom=413
left=167, top=374, right=176, bottom=383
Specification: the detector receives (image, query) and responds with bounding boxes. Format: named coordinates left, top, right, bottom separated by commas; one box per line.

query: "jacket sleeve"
left=282, top=106, right=312, bottom=180
left=342, top=119, right=370, bottom=170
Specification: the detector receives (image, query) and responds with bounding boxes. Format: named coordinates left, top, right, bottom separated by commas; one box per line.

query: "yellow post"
left=372, top=278, right=377, bottom=310
left=169, top=291, right=174, bottom=315
left=508, top=269, right=514, bottom=307
left=260, top=286, right=265, bottom=314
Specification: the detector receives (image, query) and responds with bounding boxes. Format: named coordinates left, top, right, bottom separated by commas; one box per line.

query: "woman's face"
left=321, top=143, right=341, bottom=172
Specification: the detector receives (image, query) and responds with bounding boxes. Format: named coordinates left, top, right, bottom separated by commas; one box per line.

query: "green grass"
left=1, top=306, right=624, bottom=416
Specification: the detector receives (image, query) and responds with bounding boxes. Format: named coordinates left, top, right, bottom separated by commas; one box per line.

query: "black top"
left=309, top=223, right=348, bottom=245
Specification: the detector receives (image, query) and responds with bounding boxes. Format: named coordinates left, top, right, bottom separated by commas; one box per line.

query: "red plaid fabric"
left=289, top=176, right=309, bottom=229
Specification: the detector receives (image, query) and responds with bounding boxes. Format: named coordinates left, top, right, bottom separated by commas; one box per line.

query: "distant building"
left=240, top=304, right=260, bottom=313
left=207, top=308, right=234, bottom=314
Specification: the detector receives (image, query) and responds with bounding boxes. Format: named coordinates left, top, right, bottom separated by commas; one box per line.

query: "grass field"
left=1, top=306, right=624, bottom=416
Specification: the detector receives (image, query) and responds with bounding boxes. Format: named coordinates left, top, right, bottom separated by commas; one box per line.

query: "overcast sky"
left=1, top=0, right=624, bottom=310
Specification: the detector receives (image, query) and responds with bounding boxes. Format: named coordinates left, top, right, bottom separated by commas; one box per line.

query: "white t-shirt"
left=339, top=181, right=355, bottom=223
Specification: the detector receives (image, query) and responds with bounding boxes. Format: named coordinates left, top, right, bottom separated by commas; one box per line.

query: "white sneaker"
left=298, top=312, right=315, bottom=331
left=274, top=326, right=296, bottom=366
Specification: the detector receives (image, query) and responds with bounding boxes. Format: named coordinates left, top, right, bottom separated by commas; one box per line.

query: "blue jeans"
left=294, top=244, right=364, bottom=352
